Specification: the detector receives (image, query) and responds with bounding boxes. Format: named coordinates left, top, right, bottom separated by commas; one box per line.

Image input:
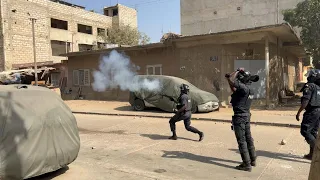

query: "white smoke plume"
left=92, top=50, right=162, bottom=92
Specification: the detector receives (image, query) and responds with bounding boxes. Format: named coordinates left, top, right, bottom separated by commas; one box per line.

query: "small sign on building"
left=210, top=56, right=218, bottom=61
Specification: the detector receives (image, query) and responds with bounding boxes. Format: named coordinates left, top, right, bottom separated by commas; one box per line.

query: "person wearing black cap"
left=168, top=83, right=204, bottom=141
left=225, top=68, right=259, bottom=172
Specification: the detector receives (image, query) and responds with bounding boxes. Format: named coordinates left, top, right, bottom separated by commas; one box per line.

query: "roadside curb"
left=72, top=111, right=301, bottom=129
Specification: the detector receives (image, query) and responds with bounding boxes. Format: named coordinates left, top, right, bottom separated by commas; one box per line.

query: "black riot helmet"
left=237, top=70, right=251, bottom=83
left=307, top=69, right=320, bottom=83
left=180, top=84, right=190, bottom=94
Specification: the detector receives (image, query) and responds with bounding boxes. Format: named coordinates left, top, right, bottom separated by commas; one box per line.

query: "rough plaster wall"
left=66, top=48, right=178, bottom=101
left=178, top=44, right=223, bottom=99
left=128, top=47, right=179, bottom=76
left=285, top=51, right=297, bottom=92
left=45, top=0, right=113, bottom=53
left=65, top=42, right=297, bottom=104
left=4, top=0, right=50, bottom=69
left=118, top=4, right=137, bottom=28
left=0, top=0, right=5, bottom=71
left=225, top=43, right=284, bottom=104
left=222, top=43, right=266, bottom=103
left=269, top=44, right=283, bottom=102
left=2, top=0, right=131, bottom=69
left=181, top=0, right=304, bottom=35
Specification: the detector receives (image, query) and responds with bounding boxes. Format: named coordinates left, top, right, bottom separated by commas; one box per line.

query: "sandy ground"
left=33, top=114, right=311, bottom=180
left=65, top=100, right=301, bottom=126
left=65, top=100, right=299, bottom=116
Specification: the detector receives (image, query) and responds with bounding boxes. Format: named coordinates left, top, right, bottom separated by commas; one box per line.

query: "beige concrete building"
left=181, top=0, right=304, bottom=36
left=0, top=0, right=137, bottom=71
left=62, top=23, right=305, bottom=106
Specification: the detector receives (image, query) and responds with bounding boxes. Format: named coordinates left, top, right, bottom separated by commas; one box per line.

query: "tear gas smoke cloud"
left=92, top=50, right=162, bottom=92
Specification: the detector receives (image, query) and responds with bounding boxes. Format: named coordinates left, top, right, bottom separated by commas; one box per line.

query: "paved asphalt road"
left=33, top=114, right=311, bottom=180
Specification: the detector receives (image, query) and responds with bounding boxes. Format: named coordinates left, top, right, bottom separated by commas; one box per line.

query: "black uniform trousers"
left=232, top=115, right=255, bottom=156
left=169, top=112, right=201, bottom=134
left=301, top=108, right=320, bottom=149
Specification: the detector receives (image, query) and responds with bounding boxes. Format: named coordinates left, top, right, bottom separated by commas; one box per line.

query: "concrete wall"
left=65, top=47, right=178, bottom=101
left=104, top=4, right=138, bottom=29
left=179, top=44, right=223, bottom=99
left=117, top=4, right=138, bottom=28
left=0, top=0, right=5, bottom=71
left=0, top=0, right=137, bottom=70
left=285, top=51, right=298, bottom=91
left=65, top=40, right=299, bottom=105
left=181, top=0, right=304, bottom=35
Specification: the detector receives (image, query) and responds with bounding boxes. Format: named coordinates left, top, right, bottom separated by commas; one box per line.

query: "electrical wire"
left=128, top=0, right=178, bottom=9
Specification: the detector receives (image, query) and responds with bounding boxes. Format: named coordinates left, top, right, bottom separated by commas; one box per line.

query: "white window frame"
left=73, top=69, right=90, bottom=86
left=146, top=64, right=162, bottom=75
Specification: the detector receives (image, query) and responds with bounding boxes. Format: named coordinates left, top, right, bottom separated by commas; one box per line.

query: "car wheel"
left=133, top=99, right=145, bottom=111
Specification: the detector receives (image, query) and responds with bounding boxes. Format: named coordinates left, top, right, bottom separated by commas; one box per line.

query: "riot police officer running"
left=296, top=69, right=320, bottom=160
left=225, top=68, right=259, bottom=172
left=168, top=84, right=204, bottom=141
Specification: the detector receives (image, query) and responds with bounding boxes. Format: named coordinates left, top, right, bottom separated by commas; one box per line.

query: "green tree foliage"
left=283, top=0, right=320, bottom=68
left=98, top=25, right=151, bottom=47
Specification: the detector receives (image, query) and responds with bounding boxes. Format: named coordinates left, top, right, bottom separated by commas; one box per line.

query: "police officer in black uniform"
left=296, top=69, right=320, bottom=160
left=225, top=68, right=259, bottom=172
left=168, top=84, right=204, bottom=141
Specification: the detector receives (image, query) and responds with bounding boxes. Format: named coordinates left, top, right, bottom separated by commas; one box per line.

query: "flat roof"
left=104, top=4, right=119, bottom=9
left=176, top=23, right=301, bottom=42
left=62, top=43, right=168, bottom=57
left=49, top=0, right=85, bottom=9
left=63, top=23, right=304, bottom=57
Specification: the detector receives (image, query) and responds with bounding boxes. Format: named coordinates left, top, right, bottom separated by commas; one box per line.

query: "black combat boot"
left=249, top=148, right=257, bottom=166
left=199, top=132, right=204, bottom=141
left=169, top=131, right=178, bottom=140
left=304, top=146, right=314, bottom=160
left=236, top=152, right=252, bottom=172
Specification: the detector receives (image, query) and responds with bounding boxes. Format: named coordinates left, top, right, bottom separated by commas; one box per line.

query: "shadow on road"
left=161, top=151, right=240, bottom=170
left=78, top=128, right=127, bottom=135
left=140, top=134, right=198, bottom=142
left=114, top=105, right=134, bottom=111
left=30, top=166, right=69, bottom=180
left=229, top=149, right=310, bottom=164
left=114, top=106, right=173, bottom=114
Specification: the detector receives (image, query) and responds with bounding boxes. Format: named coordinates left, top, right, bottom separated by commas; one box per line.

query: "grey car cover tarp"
left=308, top=132, right=320, bottom=180
left=130, top=75, right=219, bottom=112
left=0, top=85, right=80, bottom=180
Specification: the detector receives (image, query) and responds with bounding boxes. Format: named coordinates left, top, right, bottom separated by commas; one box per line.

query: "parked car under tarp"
left=308, top=132, right=320, bottom=180
left=129, top=75, right=219, bottom=113
left=0, top=85, right=80, bottom=179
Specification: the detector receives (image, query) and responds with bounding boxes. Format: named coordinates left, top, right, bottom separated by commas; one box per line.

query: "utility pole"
left=265, top=37, right=270, bottom=107
left=30, top=18, right=38, bottom=86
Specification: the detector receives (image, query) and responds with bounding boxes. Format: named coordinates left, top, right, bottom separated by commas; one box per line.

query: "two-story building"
left=0, top=0, right=137, bottom=71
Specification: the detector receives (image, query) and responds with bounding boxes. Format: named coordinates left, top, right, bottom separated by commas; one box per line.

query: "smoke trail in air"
left=92, top=50, right=161, bottom=92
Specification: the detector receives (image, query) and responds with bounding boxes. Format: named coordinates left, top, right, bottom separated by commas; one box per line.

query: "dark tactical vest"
left=176, top=94, right=191, bottom=112
left=231, top=84, right=254, bottom=115
left=307, top=83, right=320, bottom=107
